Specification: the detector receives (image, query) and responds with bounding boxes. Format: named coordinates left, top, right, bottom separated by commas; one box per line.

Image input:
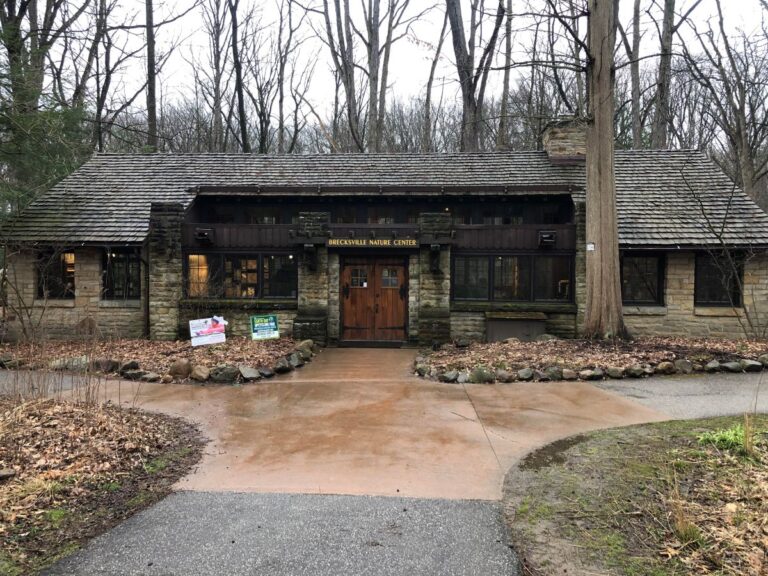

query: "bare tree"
left=445, top=0, right=506, bottom=151
left=423, top=9, right=449, bottom=152
left=618, top=0, right=642, bottom=148
left=146, top=0, right=158, bottom=151
left=583, top=0, right=628, bottom=339
left=497, top=0, right=512, bottom=149
left=227, top=0, right=251, bottom=152
left=682, top=1, right=768, bottom=206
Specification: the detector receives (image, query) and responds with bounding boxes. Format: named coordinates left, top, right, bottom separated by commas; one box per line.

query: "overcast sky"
left=145, top=0, right=765, bottom=114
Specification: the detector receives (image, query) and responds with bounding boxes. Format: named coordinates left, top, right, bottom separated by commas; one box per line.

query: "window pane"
left=264, top=254, right=298, bottom=298
left=695, top=253, right=742, bottom=306
left=103, top=250, right=141, bottom=300
left=493, top=256, right=531, bottom=300
left=37, top=251, right=75, bottom=299
left=454, top=256, right=490, bottom=300
left=621, top=255, right=662, bottom=304
left=187, top=254, right=209, bottom=298
left=350, top=268, right=368, bottom=288
left=224, top=256, right=259, bottom=298
left=534, top=256, right=571, bottom=301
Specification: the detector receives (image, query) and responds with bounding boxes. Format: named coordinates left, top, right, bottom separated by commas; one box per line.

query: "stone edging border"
left=0, top=339, right=319, bottom=385
left=415, top=354, right=768, bottom=384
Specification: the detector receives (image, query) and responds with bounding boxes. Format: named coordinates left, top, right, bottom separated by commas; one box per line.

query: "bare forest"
left=1, top=0, right=767, bottom=218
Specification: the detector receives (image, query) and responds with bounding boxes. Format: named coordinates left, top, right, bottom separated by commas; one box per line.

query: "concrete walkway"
left=43, top=348, right=663, bottom=500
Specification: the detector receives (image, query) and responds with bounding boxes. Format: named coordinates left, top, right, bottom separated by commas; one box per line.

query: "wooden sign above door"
left=327, top=238, right=418, bottom=248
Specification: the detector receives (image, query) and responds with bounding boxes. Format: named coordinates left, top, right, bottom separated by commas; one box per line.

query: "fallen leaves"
left=0, top=336, right=297, bottom=379
left=0, top=397, right=203, bottom=574
left=424, top=336, right=768, bottom=374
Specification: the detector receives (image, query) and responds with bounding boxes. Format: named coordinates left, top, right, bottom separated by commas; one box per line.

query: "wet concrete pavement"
left=45, top=348, right=664, bottom=500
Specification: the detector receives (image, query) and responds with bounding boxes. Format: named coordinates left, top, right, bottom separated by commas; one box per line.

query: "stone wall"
left=624, top=251, right=768, bottom=339
left=327, top=252, right=341, bottom=342
left=407, top=254, right=420, bottom=342
left=3, top=247, right=144, bottom=341
left=573, top=200, right=587, bottom=333
left=542, top=118, right=587, bottom=161
left=294, top=212, right=331, bottom=344
left=148, top=203, right=184, bottom=340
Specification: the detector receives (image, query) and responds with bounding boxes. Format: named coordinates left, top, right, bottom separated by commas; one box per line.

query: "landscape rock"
left=122, top=369, right=147, bottom=381
left=579, top=368, right=604, bottom=381
left=469, top=366, right=495, bottom=384
left=457, top=371, right=470, bottom=384
left=415, top=363, right=429, bottom=377
left=190, top=365, right=210, bottom=382
left=606, top=366, right=625, bottom=379
left=0, top=355, right=13, bottom=368
left=722, top=361, right=743, bottom=373
left=692, top=363, right=704, bottom=372
left=1, top=359, right=22, bottom=369
left=169, top=358, right=193, bottom=378
left=140, top=372, right=161, bottom=383
left=258, top=367, right=275, bottom=378
left=288, top=352, right=304, bottom=369
left=759, top=354, right=768, bottom=367
left=439, top=370, right=459, bottom=383
left=673, top=359, right=694, bottom=374
left=274, top=357, right=294, bottom=374
left=210, top=364, right=240, bottom=383
left=739, top=359, right=763, bottom=373
left=503, top=337, right=520, bottom=344
left=119, top=360, right=140, bottom=374
left=561, top=368, right=578, bottom=381
left=297, top=348, right=313, bottom=362
left=296, top=339, right=314, bottom=355
left=655, top=361, right=675, bottom=375
left=0, top=468, right=17, bottom=482
left=704, top=360, right=721, bottom=373
left=626, top=364, right=645, bottom=378
left=517, top=367, right=534, bottom=381
left=91, top=358, right=119, bottom=373
left=535, top=370, right=550, bottom=382
left=642, top=364, right=655, bottom=376
left=535, top=334, right=558, bottom=342
left=544, top=366, right=563, bottom=381
left=49, top=358, right=69, bottom=371
left=239, top=366, right=262, bottom=382
left=161, top=374, right=174, bottom=384
left=455, top=339, right=470, bottom=349
left=495, top=369, right=513, bottom=383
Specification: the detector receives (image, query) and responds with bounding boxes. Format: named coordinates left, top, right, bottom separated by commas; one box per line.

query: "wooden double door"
left=341, top=257, right=408, bottom=342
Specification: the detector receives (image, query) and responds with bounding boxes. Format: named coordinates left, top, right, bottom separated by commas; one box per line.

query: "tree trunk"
left=146, top=0, right=158, bottom=151
left=366, top=0, right=381, bottom=152
left=630, top=0, right=642, bottom=148
left=497, top=0, right=512, bottom=149
left=228, top=0, right=250, bottom=152
left=651, top=0, right=674, bottom=149
left=583, top=0, right=629, bottom=340
left=423, top=11, right=448, bottom=152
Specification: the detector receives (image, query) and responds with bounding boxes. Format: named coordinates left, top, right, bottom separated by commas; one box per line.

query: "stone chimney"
left=542, top=117, right=586, bottom=164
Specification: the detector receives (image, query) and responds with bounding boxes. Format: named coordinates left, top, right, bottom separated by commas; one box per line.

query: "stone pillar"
left=417, top=213, right=453, bottom=345
left=574, top=200, right=587, bottom=335
left=148, top=202, right=184, bottom=340
left=293, top=211, right=330, bottom=345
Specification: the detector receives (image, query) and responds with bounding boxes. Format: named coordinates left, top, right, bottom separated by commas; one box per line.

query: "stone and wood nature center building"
left=4, top=121, right=768, bottom=344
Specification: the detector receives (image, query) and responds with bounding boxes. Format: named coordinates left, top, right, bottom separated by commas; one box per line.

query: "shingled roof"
left=5, top=149, right=768, bottom=247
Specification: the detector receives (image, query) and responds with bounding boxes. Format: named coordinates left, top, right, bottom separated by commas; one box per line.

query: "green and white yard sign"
left=250, top=315, right=280, bottom=340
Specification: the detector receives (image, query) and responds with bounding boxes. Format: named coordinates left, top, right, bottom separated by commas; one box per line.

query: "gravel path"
left=44, top=492, right=519, bottom=576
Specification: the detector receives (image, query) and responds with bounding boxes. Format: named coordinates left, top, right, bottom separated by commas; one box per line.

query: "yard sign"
left=189, top=316, right=228, bottom=347
left=250, top=315, right=280, bottom=340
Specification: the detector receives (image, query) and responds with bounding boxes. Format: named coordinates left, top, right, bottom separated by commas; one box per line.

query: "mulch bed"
left=0, top=337, right=298, bottom=379
left=0, top=397, right=204, bottom=575
left=419, top=337, right=768, bottom=380
left=504, top=415, right=768, bottom=575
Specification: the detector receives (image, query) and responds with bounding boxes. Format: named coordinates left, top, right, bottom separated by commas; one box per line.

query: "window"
left=37, top=251, right=75, bottom=299
left=621, top=254, right=664, bottom=305
left=187, top=254, right=210, bottom=298
left=186, top=253, right=297, bottom=299
left=452, top=254, right=573, bottom=302
left=350, top=268, right=368, bottom=288
left=695, top=253, right=743, bottom=307
left=493, top=256, right=531, bottom=300
left=264, top=255, right=298, bottom=298
left=453, top=256, right=490, bottom=299
left=381, top=268, right=399, bottom=288
left=224, top=256, right=259, bottom=298
left=534, top=256, right=571, bottom=301
left=103, top=249, right=141, bottom=300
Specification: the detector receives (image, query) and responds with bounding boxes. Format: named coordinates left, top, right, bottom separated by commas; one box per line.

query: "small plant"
left=698, top=415, right=760, bottom=457
left=668, top=472, right=702, bottom=549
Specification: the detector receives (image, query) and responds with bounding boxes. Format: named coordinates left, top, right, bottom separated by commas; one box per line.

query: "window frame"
left=451, top=252, right=575, bottom=303
left=36, top=249, right=76, bottom=300
left=102, top=248, right=142, bottom=301
left=184, top=251, right=298, bottom=300
left=694, top=252, right=744, bottom=308
left=620, top=252, right=666, bottom=306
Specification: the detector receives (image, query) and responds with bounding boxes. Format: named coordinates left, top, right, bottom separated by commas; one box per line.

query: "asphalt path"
left=43, top=493, right=519, bottom=576
left=597, top=371, right=767, bottom=418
